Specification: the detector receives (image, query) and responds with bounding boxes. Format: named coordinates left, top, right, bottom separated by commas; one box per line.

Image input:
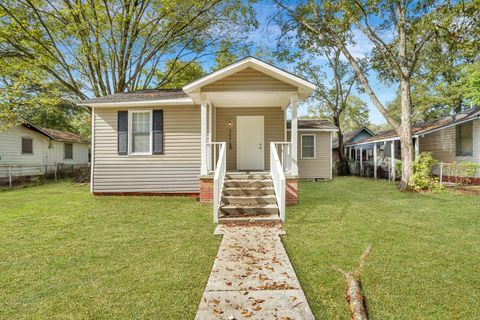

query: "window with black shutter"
left=21, top=138, right=33, bottom=154
left=118, top=111, right=128, bottom=155
left=153, top=110, right=164, bottom=154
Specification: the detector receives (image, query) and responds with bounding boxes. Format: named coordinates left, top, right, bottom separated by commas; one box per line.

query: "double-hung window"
left=456, top=122, right=473, bottom=156
left=130, top=110, right=152, bottom=154
left=301, top=134, right=316, bottom=159
left=64, top=143, right=73, bottom=160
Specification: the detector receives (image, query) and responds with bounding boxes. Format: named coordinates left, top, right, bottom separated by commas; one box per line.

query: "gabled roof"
left=332, top=127, right=374, bottom=148
left=183, top=56, right=316, bottom=102
left=286, top=119, right=338, bottom=131
left=23, top=122, right=89, bottom=144
left=348, top=108, right=480, bottom=146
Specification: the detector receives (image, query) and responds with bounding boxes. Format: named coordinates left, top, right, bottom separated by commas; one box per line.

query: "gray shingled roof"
left=350, top=107, right=480, bottom=145
left=80, top=89, right=188, bottom=104
left=286, top=119, right=338, bottom=131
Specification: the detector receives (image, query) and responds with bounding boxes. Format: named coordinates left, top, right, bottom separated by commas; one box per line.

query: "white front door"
left=237, top=116, right=264, bottom=170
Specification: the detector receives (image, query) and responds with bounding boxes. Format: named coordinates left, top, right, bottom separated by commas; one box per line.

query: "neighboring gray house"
left=79, top=57, right=338, bottom=224
left=346, top=108, right=480, bottom=179
left=332, top=127, right=374, bottom=163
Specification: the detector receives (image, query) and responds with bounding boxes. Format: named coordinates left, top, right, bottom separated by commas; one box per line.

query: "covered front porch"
left=182, top=57, right=315, bottom=223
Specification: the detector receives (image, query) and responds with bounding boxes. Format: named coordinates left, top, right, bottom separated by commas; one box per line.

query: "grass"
left=284, top=176, right=480, bottom=319
left=0, top=182, right=219, bottom=319
left=1, top=178, right=479, bottom=319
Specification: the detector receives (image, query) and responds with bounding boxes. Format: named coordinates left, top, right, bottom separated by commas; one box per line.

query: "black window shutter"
left=118, top=111, right=128, bottom=155
left=153, top=110, right=164, bottom=154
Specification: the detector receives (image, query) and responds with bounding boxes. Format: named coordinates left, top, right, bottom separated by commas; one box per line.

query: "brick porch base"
left=286, top=178, right=298, bottom=206
left=199, top=177, right=213, bottom=203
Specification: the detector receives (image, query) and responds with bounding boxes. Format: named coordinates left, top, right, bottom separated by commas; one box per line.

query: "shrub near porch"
left=284, top=177, right=480, bottom=319
left=0, top=183, right=219, bottom=319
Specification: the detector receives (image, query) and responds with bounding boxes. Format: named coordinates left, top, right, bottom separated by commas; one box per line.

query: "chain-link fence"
left=432, top=162, right=480, bottom=187
left=0, top=164, right=90, bottom=190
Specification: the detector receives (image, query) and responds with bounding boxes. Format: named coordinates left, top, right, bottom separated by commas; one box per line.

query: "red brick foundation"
left=199, top=177, right=213, bottom=203
left=286, top=178, right=298, bottom=206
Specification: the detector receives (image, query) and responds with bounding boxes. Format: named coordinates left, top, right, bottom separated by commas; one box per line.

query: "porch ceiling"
left=204, top=91, right=293, bottom=108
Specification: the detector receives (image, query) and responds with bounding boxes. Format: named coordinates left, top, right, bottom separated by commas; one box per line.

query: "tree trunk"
left=398, top=77, right=414, bottom=190
left=334, top=117, right=350, bottom=176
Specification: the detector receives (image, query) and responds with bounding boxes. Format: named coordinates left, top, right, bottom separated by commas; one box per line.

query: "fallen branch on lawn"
left=333, top=244, right=373, bottom=320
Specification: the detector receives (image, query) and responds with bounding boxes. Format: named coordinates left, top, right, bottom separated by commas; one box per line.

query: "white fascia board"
left=77, top=97, right=195, bottom=108
left=287, top=128, right=339, bottom=132
left=346, top=136, right=400, bottom=147
left=182, top=57, right=316, bottom=97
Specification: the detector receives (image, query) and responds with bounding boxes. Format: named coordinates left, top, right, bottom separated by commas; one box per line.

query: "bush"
left=410, top=152, right=440, bottom=191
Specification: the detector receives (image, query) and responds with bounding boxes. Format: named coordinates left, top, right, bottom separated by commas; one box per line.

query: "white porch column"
left=349, top=146, right=352, bottom=160
left=414, top=137, right=420, bottom=160
left=391, top=140, right=396, bottom=181
left=373, top=143, right=377, bottom=179
left=359, top=145, right=363, bottom=175
left=200, top=97, right=208, bottom=175
left=290, top=94, right=299, bottom=176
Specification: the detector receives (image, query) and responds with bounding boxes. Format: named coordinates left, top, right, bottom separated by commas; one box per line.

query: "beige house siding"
left=215, top=107, right=285, bottom=171
left=202, top=68, right=297, bottom=92
left=93, top=105, right=201, bottom=193
left=418, top=119, right=480, bottom=162
left=288, top=130, right=332, bottom=179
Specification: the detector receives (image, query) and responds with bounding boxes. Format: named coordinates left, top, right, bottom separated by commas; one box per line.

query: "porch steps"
left=218, top=173, right=280, bottom=223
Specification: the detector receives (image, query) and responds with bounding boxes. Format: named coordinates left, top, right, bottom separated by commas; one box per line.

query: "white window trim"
left=21, top=137, right=34, bottom=155
left=128, top=109, right=153, bottom=155
left=301, top=133, right=316, bottom=159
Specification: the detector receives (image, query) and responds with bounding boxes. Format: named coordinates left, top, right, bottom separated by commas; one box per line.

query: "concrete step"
left=221, top=195, right=277, bottom=206
left=220, top=204, right=279, bottom=217
left=226, top=173, right=271, bottom=180
left=222, top=187, right=275, bottom=196
left=218, top=213, right=281, bottom=224
left=224, top=179, right=273, bottom=188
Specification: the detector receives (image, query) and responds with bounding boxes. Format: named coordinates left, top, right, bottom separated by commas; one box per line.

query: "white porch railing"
left=213, top=142, right=227, bottom=223
left=273, top=142, right=293, bottom=175
left=270, top=142, right=286, bottom=221
left=207, top=142, right=223, bottom=173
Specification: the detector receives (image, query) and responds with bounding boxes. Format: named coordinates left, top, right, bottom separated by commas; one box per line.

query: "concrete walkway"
left=195, top=223, right=314, bottom=320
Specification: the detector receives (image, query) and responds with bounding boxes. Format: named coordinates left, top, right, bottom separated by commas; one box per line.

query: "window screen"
left=456, top=122, right=473, bottom=156
left=64, top=143, right=73, bottom=160
left=22, top=138, right=33, bottom=154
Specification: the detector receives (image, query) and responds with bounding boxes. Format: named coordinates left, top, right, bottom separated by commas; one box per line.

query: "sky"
left=241, top=1, right=398, bottom=125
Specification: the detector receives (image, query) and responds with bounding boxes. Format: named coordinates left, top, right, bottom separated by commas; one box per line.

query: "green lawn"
left=0, top=182, right=219, bottom=319
left=1, top=178, right=479, bottom=319
left=284, top=177, right=480, bottom=319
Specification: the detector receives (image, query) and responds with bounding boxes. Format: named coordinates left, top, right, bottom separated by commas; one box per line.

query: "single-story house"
left=345, top=108, right=480, bottom=179
left=0, top=122, right=90, bottom=177
left=79, top=57, right=338, bottom=223
left=332, top=127, right=374, bottom=163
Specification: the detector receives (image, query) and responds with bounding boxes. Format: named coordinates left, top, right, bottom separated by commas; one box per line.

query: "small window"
left=64, top=143, right=73, bottom=160
left=22, top=138, right=33, bottom=154
left=129, top=110, right=152, bottom=154
left=456, top=122, right=473, bottom=156
left=301, top=134, right=316, bottom=159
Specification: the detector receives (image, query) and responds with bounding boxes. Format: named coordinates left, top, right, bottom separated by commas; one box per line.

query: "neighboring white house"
left=0, top=122, right=90, bottom=177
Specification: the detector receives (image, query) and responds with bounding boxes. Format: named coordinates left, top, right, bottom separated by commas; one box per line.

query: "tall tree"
left=293, top=47, right=367, bottom=174
left=0, top=0, right=257, bottom=100
left=276, top=0, right=460, bottom=190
